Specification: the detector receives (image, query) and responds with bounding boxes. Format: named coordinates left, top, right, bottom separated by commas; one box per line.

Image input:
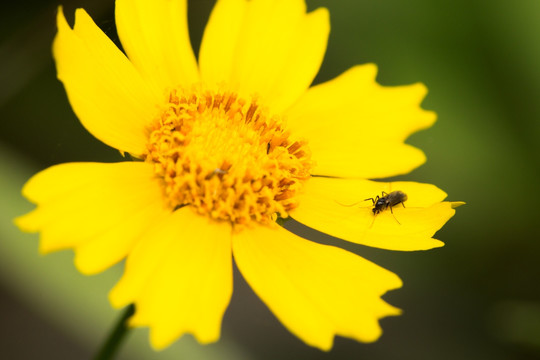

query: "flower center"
left=144, top=88, right=312, bottom=227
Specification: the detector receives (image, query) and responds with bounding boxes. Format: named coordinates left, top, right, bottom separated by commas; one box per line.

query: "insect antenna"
left=334, top=199, right=369, bottom=207
left=367, top=215, right=377, bottom=229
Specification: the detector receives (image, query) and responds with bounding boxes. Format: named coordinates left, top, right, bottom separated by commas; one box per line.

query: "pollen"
left=144, top=88, right=313, bottom=227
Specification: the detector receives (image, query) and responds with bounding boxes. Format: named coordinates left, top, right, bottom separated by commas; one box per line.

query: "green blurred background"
left=1, top=0, right=539, bottom=359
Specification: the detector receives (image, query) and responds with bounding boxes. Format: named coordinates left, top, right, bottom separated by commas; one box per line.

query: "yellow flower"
left=15, top=0, right=461, bottom=351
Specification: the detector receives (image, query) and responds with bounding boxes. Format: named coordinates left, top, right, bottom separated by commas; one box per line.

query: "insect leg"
left=364, top=196, right=377, bottom=205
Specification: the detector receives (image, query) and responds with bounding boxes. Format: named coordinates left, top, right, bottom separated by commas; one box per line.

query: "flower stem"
left=93, top=304, right=135, bottom=360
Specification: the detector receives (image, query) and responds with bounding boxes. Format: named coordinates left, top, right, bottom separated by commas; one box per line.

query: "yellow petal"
left=115, top=0, right=199, bottom=93
left=198, top=0, right=247, bottom=88
left=265, top=7, right=329, bottom=112
left=199, top=0, right=329, bottom=113
left=291, top=177, right=459, bottom=251
left=285, top=64, right=436, bottom=178
left=15, top=162, right=170, bottom=274
left=53, top=7, right=161, bottom=156
left=233, top=225, right=402, bottom=350
left=109, top=208, right=233, bottom=349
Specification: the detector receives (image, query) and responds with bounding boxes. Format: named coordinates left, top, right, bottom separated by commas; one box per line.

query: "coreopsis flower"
left=16, top=0, right=461, bottom=351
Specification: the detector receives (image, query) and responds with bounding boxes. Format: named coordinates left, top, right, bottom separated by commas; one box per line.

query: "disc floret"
left=144, top=88, right=312, bottom=226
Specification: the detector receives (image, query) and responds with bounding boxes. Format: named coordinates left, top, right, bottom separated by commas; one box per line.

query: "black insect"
left=365, top=191, right=408, bottom=215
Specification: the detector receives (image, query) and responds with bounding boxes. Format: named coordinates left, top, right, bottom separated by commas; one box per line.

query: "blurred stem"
left=94, top=304, right=135, bottom=360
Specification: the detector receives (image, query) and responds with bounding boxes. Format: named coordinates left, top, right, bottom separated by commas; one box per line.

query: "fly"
left=335, top=190, right=408, bottom=225
left=365, top=190, right=407, bottom=224
left=365, top=190, right=408, bottom=214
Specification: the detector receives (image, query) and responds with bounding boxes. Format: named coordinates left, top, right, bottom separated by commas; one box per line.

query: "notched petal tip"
left=145, top=315, right=221, bottom=351
left=286, top=61, right=437, bottom=178
left=53, top=4, right=159, bottom=156
left=109, top=209, right=232, bottom=351
left=233, top=226, right=406, bottom=350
